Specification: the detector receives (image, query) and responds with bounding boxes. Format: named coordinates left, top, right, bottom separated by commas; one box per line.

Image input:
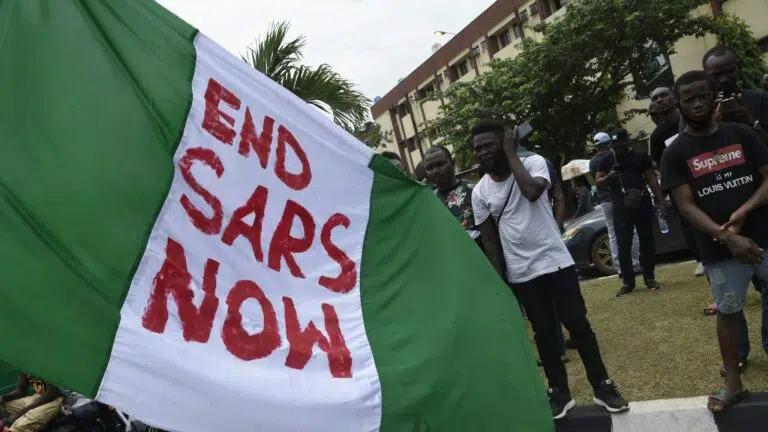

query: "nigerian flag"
left=0, top=1, right=551, bottom=431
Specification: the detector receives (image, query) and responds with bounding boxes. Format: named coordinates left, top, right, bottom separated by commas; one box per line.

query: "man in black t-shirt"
left=590, top=133, right=640, bottom=276
left=424, top=146, right=480, bottom=241
left=703, top=46, right=768, bottom=135
left=649, top=87, right=705, bottom=277
left=661, top=71, right=768, bottom=413
left=596, top=129, right=665, bottom=296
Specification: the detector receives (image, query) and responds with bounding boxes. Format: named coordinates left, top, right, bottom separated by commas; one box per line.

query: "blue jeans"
left=738, top=279, right=768, bottom=359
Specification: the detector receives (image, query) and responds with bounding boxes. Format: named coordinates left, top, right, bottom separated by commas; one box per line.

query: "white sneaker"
left=695, top=262, right=705, bottom=277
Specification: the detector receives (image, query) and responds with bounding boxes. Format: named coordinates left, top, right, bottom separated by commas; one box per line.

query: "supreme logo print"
left=687, top=144, right=746, bottom=178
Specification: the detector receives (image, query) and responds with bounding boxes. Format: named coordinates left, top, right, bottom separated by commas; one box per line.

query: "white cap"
left=593, top=132, right=611, bottom=144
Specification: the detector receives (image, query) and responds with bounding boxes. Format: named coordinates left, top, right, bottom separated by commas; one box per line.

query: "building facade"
left=371, top=0, right=768, bottom=174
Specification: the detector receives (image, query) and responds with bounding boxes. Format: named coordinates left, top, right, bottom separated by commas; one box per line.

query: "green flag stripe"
left=0, top=0, right=196, bottom=395
left=360, top=155, right=552, bottom=431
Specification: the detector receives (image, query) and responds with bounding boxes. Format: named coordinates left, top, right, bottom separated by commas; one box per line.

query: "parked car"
left=561, top=197, right=689, bottom=275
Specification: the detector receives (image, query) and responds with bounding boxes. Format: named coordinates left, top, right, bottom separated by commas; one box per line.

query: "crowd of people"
left=384, top=44, right=768, bottom=420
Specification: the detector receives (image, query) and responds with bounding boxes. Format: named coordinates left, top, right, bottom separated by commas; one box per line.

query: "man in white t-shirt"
left=470, top=119, right=628, bottom=419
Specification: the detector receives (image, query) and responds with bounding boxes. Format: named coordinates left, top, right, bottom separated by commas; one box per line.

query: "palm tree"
left=244, top=22, right=370, bottom=130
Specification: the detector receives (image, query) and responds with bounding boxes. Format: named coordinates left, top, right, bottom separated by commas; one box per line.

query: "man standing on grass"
left=661, top=71, right=768, bottom=413
left=590, top=133, right=641, bottom=277
left=471, top=119, right=628, bottom=419
left=596, top=129, right=665, bottom=296
left=649, top=87, right=706, bottom=278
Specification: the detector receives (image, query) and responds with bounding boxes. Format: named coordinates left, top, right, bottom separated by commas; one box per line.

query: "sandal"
left=719, top=359, right=748, bottom=378
left=703, top=304, right=718, bottom=316
left=708, top=387, right=749, bottom=413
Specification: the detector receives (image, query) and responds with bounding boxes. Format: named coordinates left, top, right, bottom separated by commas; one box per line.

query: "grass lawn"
left=530, top=260, right=768, bottom=404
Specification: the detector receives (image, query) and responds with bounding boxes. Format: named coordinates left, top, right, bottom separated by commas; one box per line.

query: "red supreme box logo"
left=687, top=144, right=745, bottom=178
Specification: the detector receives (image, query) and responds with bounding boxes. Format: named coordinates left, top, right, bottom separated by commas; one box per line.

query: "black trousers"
left=613, top=198, right=656, bottom=288
left=509, top=266, right=608, bottom=393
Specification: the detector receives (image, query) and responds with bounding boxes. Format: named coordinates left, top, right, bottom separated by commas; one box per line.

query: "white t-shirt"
left=472, top=155, right=574, bottom=283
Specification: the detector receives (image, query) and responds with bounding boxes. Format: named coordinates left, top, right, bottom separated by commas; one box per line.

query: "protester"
left=380, top=150, right=404, bottom=170
left=471, top=119, right=628, bottom=419
left=571, top=175, right=594, bottom=219
left=649, top=87, right=706, bottom=277
left=703, top=46, right=768, bottom=372
left=424, top=146, right=480, bottom=241
left=703, top=45, right=768, bottom=135
left=595, top=129, right=664, bottom=296
left=0, top=373, right=62, bottom=432
left=589, top=132, right=641, bottom=277
left=661, top=70, right=768, bottom=413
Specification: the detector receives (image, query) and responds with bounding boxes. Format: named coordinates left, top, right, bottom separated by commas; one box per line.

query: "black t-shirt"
left=590, top=151, right=612, bottom=203
left=597, top=150, right=653, bottom=205
left=744, top=88, right=768, bottom=134
left=435, top=180, right=477, bottom=232
left=650, top=121, right=679, bottom=167
left=661, top=122, right=768, bottom=263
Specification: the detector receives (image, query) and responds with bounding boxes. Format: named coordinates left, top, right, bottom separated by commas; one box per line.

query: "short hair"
left=674, top=70, right=714, bottom=98
left=424, top=145, right=453, bottom=164
left=380, top=151, right=401, bottom=162
left=470, top=119, right=505, bottom=142
left=702, top=45, right=738, bottom=68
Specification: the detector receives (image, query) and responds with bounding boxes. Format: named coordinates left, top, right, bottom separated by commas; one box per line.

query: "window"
left=406, top=138, right=416, bottom=152
left=456, top=61, right=469, bottom=77
left=512, top=22, right=523, bottom=39
left=481, top=40, right=488, bottom=52
left=498, top=30, right=511, bottom=48
left=436, top=74, right=444, bottom=85
left=520, top=9, right=529, bottom=22
left=397, top=103, right=408, bottom=118
left=529, top=3, right=538, bottom=15
left=417, top=84, right=435, bottom=100
left=472, top=46, right=481, bottom=57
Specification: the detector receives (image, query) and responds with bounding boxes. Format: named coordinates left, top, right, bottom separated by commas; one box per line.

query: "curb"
left=555, top=392, right=768, bottom=431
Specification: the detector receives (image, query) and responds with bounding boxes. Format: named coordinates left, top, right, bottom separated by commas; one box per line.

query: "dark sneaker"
left=548, top=387, right=575, bottom=419
left=645, top=279, right=662, bottom=291
left=565, top=339, right=577, bottom=350
left=594, top=379, right=629, bottom=413
left=616, top=286, right=634, bottom=297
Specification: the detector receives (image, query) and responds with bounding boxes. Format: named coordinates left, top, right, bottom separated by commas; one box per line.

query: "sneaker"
left=616, top=286, right=634, bottom=297
left=645, top=279, right=662, bottom=291
left=548, top=387, right=575, bottom=419
left=695, top=262, right=705, bottom=277
left=593, top=379, right=629, bottom=413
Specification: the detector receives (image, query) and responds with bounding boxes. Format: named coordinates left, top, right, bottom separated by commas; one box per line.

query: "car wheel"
left=590, top=233, right=615, bottom=276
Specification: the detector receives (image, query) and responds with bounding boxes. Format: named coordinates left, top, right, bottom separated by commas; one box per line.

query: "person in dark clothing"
left=571, top=176, right=594, bottom=218
left=590, top=133, right=641, bottom=276
left=649, top=87, right=706, bottom=277
left=703, top=45, right=768, bottom=135
left=662, top=70, right=768, bottom=413
left=596, top=129, right=665, bottom=296
left=704, top=46, right=768, bottom=369
left=424, top=146, right=480, bottom=241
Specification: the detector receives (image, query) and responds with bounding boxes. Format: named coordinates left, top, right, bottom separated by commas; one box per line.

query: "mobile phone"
left=516, top=121, right=533, bottom=141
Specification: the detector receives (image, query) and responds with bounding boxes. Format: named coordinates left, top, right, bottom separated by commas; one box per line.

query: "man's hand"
left=721, top=231, right=765, bottom=264
left=721, top=205, right=752, bottom=234
left=503, top=126, right=519, bottom=157
left=714, top=93, right=754, bottom=126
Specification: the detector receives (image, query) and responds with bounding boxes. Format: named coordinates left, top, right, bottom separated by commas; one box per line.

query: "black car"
left=561, top=197, right=689, bottom=275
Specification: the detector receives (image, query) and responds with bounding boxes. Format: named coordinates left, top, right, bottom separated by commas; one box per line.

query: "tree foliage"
left=245, top=22, right=370, bottom=130
left=346, top=121, right=393, bottom=149
left=428, top=0, right=711, bottom=169
left=702, top=14, right=768, bottom=89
